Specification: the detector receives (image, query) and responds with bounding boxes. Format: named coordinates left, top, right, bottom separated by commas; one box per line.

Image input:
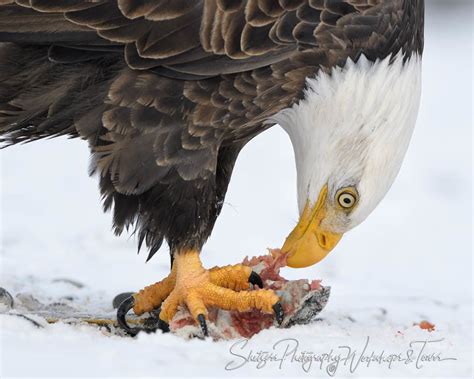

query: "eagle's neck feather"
left=271, top=53, right=423, bottom=227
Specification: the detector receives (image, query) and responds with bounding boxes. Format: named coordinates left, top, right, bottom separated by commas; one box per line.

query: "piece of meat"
left=169, top=250, right=331, bottom=340
left=416, top=320, right=436, bottom=332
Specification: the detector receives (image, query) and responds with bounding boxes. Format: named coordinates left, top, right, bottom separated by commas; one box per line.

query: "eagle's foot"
left=208, top=263, right=263, bottom=291
left=158, top=250, right=280, bottom=337
left=117, top=250, right=282, bottom=337
left=116, top=269, right=177, bottom=336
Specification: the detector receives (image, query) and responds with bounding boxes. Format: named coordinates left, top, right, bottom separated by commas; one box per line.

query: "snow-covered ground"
left=1, top=2, right=472, bottom=378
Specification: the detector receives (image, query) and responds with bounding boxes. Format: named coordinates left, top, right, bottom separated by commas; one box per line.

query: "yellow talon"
left=132, top=267, right=176, bottom=316
left=130, top=249, right=281, bottom=334
left=209, top=264, right=253, bottom=291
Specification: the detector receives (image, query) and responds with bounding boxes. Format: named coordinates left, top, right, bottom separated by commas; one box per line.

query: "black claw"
left=112, top=292, right=135, bottom=309
left=197, top=314, right=208, bottom=337
left=248, top=271, right=264, bottom=288
left=273, top=302, right=284, bottom=325
left=144, top=307, right=170, bottom=333
left=116, top=295, right=140, bottom=337
left=117, top=296, right=169, bottom=336
left=158, top=318, right=170, bottom=333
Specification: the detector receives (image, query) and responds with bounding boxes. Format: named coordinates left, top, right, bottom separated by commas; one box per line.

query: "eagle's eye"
left=336, top=188, right=358, bottom=210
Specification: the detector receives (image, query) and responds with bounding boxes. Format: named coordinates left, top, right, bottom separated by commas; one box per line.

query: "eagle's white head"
left=272, top=53, right=422, bottom=268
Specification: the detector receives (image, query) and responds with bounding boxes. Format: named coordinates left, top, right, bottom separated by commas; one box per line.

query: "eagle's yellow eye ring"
left=336, top=188, right=358, bottom=210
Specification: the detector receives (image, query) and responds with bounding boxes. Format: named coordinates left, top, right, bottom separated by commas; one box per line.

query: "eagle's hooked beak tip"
left=281, top=185, right=343, bottom=268
left=282, top=229, right=343, bottom=268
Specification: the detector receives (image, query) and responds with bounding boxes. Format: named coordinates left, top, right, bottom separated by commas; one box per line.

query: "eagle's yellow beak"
left=282, top=185, right=343, bottom=268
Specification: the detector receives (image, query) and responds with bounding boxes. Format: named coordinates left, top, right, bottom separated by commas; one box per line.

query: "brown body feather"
left=0, top=0, right=424, bottom=259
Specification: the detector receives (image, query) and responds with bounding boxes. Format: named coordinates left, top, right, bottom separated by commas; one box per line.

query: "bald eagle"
left=0, top=0, right=424, bottom=336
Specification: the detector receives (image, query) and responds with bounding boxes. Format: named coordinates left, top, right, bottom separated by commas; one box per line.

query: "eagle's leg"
left=118, top=250, right=283, bottom=336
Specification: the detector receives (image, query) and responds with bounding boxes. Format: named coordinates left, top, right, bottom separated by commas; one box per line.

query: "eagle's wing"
left=0, top=0, right=413, bottom=79
left=0, top=0, right=422, bottom=254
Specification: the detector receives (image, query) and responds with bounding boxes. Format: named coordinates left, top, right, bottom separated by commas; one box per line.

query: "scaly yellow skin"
left=132, top=250, right=279, bottom=323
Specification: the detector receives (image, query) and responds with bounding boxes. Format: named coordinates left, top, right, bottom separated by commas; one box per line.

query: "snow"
left=0, top=2, right=473, bottom=378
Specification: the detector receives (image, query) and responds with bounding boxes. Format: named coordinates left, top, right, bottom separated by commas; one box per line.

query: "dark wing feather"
left=0, top=0, right=424, bottom=254
left=0, top=0, right=423, bottom=79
